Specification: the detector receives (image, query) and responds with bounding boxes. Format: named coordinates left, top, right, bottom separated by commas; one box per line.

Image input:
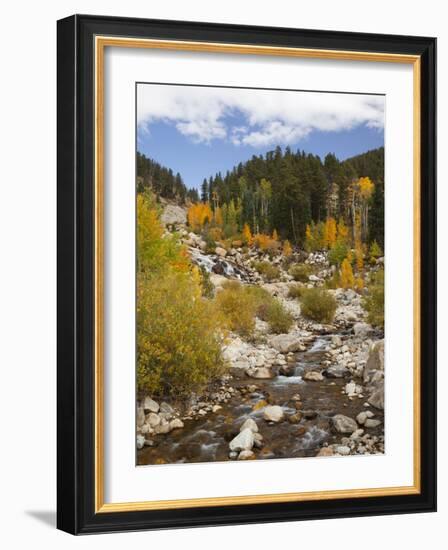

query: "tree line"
left=137, top=152, right=199, bottom=203
left=137, top=146, right=384, bottom=248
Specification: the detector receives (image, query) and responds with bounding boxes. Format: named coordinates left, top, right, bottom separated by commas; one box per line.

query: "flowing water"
left=137, top=337, right=383, bottom=465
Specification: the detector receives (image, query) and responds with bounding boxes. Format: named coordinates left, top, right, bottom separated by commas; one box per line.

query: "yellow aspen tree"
left=337, top=217, right=349, bottom=242
left=355, top=240, right=364, bottom=271
left=341, top=258, right=355, bottom=288
left=272, top=229, right=279, bottom=242
left=305, top=224, right=314, bottom=252
left=242, top=223, right=252, bottom=245
left=358, top=176, right=374, bottom=200
left=282, top=240, right=292, bottom=257
left=355, top=276, right=364, bottom=291
left=369, top=240, right=382, bottom=264
left=325, top=217, right=337, bottom=248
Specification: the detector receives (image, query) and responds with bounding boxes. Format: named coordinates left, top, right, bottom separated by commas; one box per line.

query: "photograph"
left=135, top=83, right=386, bottom=465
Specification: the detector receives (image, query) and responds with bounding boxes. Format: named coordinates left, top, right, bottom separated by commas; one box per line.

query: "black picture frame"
left=57, top=14, right=436, bottom=535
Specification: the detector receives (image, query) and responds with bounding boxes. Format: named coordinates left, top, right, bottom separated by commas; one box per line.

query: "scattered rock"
left=325, top=365, right=349, bottom=378
left=137, top=407, right=145, bottom=427
left=317, top=447, right=334, bottom=457
left=170, top=418, right=184, bottom=430
left=160, top=402, right=175, bottom=415
left=229, top=428, right=255, bottom=452
left=364, top=418, right=382, bottom=428
left=364, top=340, right=385, bottom=384
left=161, top=204, right=187, bottom=226
left=288, top=412, right=302, bottom=424
left=263, top=405, right=285, bottom=423
left=368, top=388, right=384, bottom=410
left=335, top=445, right=351, bottom=456
left=269, top=333, right=304, bottom=353
left=331, top=335, right=342, bottom=347
left=253, top=432, right=264, bottom=448
left=215, top=246, right=227, bottom=257
left=332, top=414, right=358, bottom=434
left=136, top=434, right=145, bottom=450
left=304, top=371, right=324, bottom=381
left=143, top=397, right=160, bottom=414
left=240, top=418, right=259, bottom=433
left=356, top=411, right=374, bottom=425
left=353, top=322, right=373, bottom=338
left=154, top=420, right=171, bottom=434
left=146, top=412, right=161, bottom=428
left=246, top=366, right=274, bottom=379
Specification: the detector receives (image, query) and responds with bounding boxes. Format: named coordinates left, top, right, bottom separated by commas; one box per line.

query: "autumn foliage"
left=187, top=202, right=213, bottom=231
left=137, top=192, right=226, bottom=397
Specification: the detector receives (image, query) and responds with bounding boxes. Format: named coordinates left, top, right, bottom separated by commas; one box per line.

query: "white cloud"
left=137, top=85, right=384, bottom=147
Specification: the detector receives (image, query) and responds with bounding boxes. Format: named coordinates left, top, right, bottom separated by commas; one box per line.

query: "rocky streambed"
left=137, top=222, right=385, bottom=465
left=137, top=332, right=385, bottom=465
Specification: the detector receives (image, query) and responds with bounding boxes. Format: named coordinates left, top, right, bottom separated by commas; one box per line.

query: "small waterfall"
left=188, top=247, right=251, bottom=281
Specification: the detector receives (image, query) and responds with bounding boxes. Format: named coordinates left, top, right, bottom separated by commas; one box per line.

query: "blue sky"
left=137, top=84, right=384, bottom=190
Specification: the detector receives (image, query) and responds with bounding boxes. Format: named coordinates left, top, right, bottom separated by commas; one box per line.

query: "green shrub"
left=204, top=234, right=216, bottom=254
left=216, top=281, right=257, bottom=337
left=288, top=283, right=305, bottom=299
left=137, top=270, right=226, bottom=398
left=289, top=263, right=312, bottom=282
left=328, top=240, right=349, bottom=266
left=324, top=270, right=341, bottom=289
left=137, top=192, right=226, bottom=398
left=198, top=265, right=215, bottom=298
left=253, top=261, right=281, bottom=281
left=245, top=285, right=273, bottom=308
left=300, top=288, right=337, bottom=324
left=259, top=300, right=294, bottom=334
left=363, top=269, right=384, bottom=328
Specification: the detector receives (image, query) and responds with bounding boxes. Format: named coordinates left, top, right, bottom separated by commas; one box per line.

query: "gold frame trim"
left=94, top=36, right=421, bottom=513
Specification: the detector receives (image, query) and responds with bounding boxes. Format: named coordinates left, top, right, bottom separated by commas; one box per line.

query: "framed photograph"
left=57, top=14, right=436, bottom=534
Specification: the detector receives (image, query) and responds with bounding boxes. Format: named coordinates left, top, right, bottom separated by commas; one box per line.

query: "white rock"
left=364, top=418, right=382, bottom=428
left=263, top=405, right=285, bottom=423
left=335, top=445, right=351, bottom=456
left=143, top=397, right=160, bottom=413
left=136, top=434, right=145, bottom=450
left=170, top=418, right=184, bottom=430
left=332, top=414, right=358, bottom=434
left=304, top=371, right=324, bottom=382
left=246, top=366, right=274, bottom=379
left=140, top=424, right=153, bottom=435
left=229, top=428, right=255, bottom=452
left=137, top=407, right=146, bottom=427
left=160, top=402, right=174, bottom=415
left=356, top=411, right=368, bottom=425
left=269, top=333, right=303, bottom=353
left=154, top=420, right=171, bottom=434
left=146, top=412, right=161, bottom=428
left=331, top=335, right=342, bottom=347
left=215, top=246, right=227, bottom=257
left=368, top=388, right=384, bottom=410
left=353, top=322, right=373, bottom=338
left=240, top=418, right=259, bottom=433
left=160, top=204, right=187, bottom=226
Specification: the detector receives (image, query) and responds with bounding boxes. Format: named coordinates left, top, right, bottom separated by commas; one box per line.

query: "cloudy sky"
left=137, top=84, right=384, bottom=189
